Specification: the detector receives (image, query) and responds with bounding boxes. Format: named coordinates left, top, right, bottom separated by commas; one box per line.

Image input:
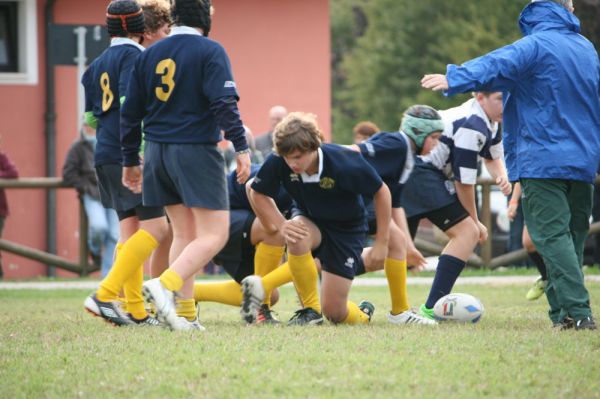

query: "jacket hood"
left=519, top=1, right=580, bottom=36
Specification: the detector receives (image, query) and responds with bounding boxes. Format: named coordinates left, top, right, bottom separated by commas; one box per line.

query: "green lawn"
left=1, top=283, right=599, bottom=399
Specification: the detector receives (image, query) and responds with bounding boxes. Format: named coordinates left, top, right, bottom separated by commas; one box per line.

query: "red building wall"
left=0, top=0, right=330, bottom=279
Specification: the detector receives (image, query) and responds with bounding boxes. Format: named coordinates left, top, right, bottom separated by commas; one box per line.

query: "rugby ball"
left=433, top=293, right=484, bottom=323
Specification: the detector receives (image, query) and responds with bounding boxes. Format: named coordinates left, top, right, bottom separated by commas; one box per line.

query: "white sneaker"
left=240, top=275, right=265, bottom=324
left=172, top=316, right=206, bottom=331
left=387, top=309, right=437, bottom=325
left=142, top=278, right=179, bottom=330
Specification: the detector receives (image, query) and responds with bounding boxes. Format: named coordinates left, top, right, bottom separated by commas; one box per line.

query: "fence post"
left=78, top=200, right=89, bottom=276
left=480, top=181, right=492, bottom=267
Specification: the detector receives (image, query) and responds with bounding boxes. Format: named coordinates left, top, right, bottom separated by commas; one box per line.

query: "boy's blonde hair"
left=274, top=112, right=323, bottom=156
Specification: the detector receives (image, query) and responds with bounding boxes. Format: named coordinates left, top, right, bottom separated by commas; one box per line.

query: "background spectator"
left=255, top=105, right=288, bottom=158
left=62, top=123, right=119, bottom=277
left=352, top=121, right=380, bottom=144
left=0, top=136, right=18, bottom=279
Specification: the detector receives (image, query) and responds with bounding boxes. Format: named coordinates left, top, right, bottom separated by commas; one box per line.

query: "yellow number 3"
left=155, top=59, right=176, bottom=102
left=100, top=72, right=114, bottom=111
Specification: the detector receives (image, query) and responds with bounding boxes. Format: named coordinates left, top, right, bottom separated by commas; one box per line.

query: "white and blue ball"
left=433, top=293, right=484, bottom=323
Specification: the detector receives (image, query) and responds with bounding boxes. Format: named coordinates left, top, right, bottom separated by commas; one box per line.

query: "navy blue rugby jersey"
left=82, top=39, right=143, bottom=166
left=357, top=131, right=414, bottom=208
left=400, top=157, right=458, bottom=218
left=251, top=144, right=383, bottom=228
left=228, top=165, right=293, bottom=213
left=121, top=28, right=241, bottom=165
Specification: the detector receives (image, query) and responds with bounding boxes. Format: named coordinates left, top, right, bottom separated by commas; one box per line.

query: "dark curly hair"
left=171, top=0, right=212, bottom=36
left=106, top=0, right=145, bottom=37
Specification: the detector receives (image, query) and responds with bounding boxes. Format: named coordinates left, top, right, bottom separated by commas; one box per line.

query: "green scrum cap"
left=400, top=105, right=444, bottom=152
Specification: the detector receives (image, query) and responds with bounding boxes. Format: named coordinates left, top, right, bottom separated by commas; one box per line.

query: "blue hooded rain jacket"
left=444, top=1, right=600, bottom=183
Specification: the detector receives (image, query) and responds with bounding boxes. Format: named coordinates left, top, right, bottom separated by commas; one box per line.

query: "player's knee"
left=322, top=306, right=346, bottom=324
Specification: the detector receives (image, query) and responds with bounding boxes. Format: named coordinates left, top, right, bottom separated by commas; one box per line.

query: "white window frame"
left=0, top=0, right=38, bottom=85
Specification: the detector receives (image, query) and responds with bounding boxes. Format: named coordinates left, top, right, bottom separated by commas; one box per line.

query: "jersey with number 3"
left=82, top=42, right=141, bottom=166
left=121, top=32, right=239, bottom=152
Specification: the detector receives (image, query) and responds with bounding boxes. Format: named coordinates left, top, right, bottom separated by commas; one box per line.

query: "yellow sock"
left=97, top=229, right=158, bottom=302
left=114, top=244, right=127, bottom=309
left=124, top=266, right=146, bottom=320
left=176, top=298, right=196, bottom=321
left=262, top=261, right=293, bottom=298
left=160, top=269, right=183, bottom=292
left=385, top=258, right=409, bottom=315
left=254, top=243, right=285, bottom=305
left=288, top=252, right=320, bottom=313
left=194, top=280, right=242, bottom=306
left=342, top=301, right=370, bottom=325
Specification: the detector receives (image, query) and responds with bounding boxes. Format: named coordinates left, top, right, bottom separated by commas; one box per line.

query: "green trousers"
left=521, top=178, right=593, bottom=322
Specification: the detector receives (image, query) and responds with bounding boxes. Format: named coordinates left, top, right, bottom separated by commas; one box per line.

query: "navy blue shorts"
left=143, top=141, right=228, bottom=210
left=312, top=221, right=366, bottom=281
left=407, top=200, right=469, bottom=239
left=96, top=163, right=142, bottom=211
left=213, top=209, right=256, bottom=283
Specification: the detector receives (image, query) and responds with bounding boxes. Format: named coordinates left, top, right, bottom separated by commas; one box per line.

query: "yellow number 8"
left=155, top=59, right=176, bottom=102
left=100, top=72, right=114, bottom=111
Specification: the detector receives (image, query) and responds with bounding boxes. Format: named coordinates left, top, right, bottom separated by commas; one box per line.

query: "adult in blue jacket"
left=422, top=0, right=599, bottom=331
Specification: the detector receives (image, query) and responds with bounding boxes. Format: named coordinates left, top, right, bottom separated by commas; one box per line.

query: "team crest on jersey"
left=319, top=177, right=335, bottom=189
left=344, top=257, right=355, bottom=269
left=441, top=297, right=457, bottom=316
left=290, top=173, right=300, bottom=182
left=224, top=81, right=236, bottom=88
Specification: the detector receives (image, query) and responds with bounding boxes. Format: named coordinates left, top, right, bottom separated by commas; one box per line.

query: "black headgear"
left=171, top=0, right=212, bottom=36
left=106, top=0, right=145, bottom=37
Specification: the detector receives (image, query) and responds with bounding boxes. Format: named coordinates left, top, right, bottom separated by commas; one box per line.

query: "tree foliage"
left=331, top=0, right=599, bottom=143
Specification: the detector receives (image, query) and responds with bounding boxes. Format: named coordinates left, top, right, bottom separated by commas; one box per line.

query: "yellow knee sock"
left=342, top=301, right=370, bottom=325
left=176, top=298, right=197, bottom=321
left=160, top=269, right=183, bottom=292
left=254, top=243, right=285, bottom=305
left=385, top=258, right=409, bottom=315
left=288, top=252, right=320, bottom=313
left=113, top=243, right=127, bottom=306
left=124, top=266, right=146, bottom=320
left=262, top=261, right=293, bottom=298
left=97, top=230, right=158, bottom=302
left=193, top=280, right=242, bottom=306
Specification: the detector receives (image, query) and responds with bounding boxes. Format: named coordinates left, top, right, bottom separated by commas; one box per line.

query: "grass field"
left=1, top=281, right=599, bottom=399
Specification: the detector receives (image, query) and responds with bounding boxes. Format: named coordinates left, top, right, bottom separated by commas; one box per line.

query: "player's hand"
left=407, top=245, right=427, bottom=272
left=496, top=175, right=512, bottom=196
left=122, top=166, right=142, bottom=194
left=235, top=152, right=251, bottom=184
left=421, top=74, right=449, bottom=91
left=507, top=202, right=518, bottom=221
left=366, top=240, right=388, bottom=270
left=281, top=219, right=309, bottom=244
left=477, top=220, right=488, bottom=243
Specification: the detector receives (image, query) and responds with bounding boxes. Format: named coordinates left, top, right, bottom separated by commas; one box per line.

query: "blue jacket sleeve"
left=445, top=38, right=536, bottom=96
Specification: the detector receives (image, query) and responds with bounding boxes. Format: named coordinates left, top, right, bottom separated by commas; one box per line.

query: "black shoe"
left=287, top=307, right=324, bottom=326
left=358, top=300, right=375, bottom=322
left=256, top=304, right=281, bottom=325
left=575, top=316, right=597, bottom=331
left=90, top=252, right=102, bottom=269
left=553, top=316, right=575, bottom=330
left=84, top=294, right=133, bottom=326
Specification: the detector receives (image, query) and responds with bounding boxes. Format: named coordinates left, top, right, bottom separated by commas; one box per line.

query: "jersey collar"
left=300, top=147, right=323, bottom=183
left=110, top=37, right=144, bottom=52
left=170, top=26, right=203, bottom=36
